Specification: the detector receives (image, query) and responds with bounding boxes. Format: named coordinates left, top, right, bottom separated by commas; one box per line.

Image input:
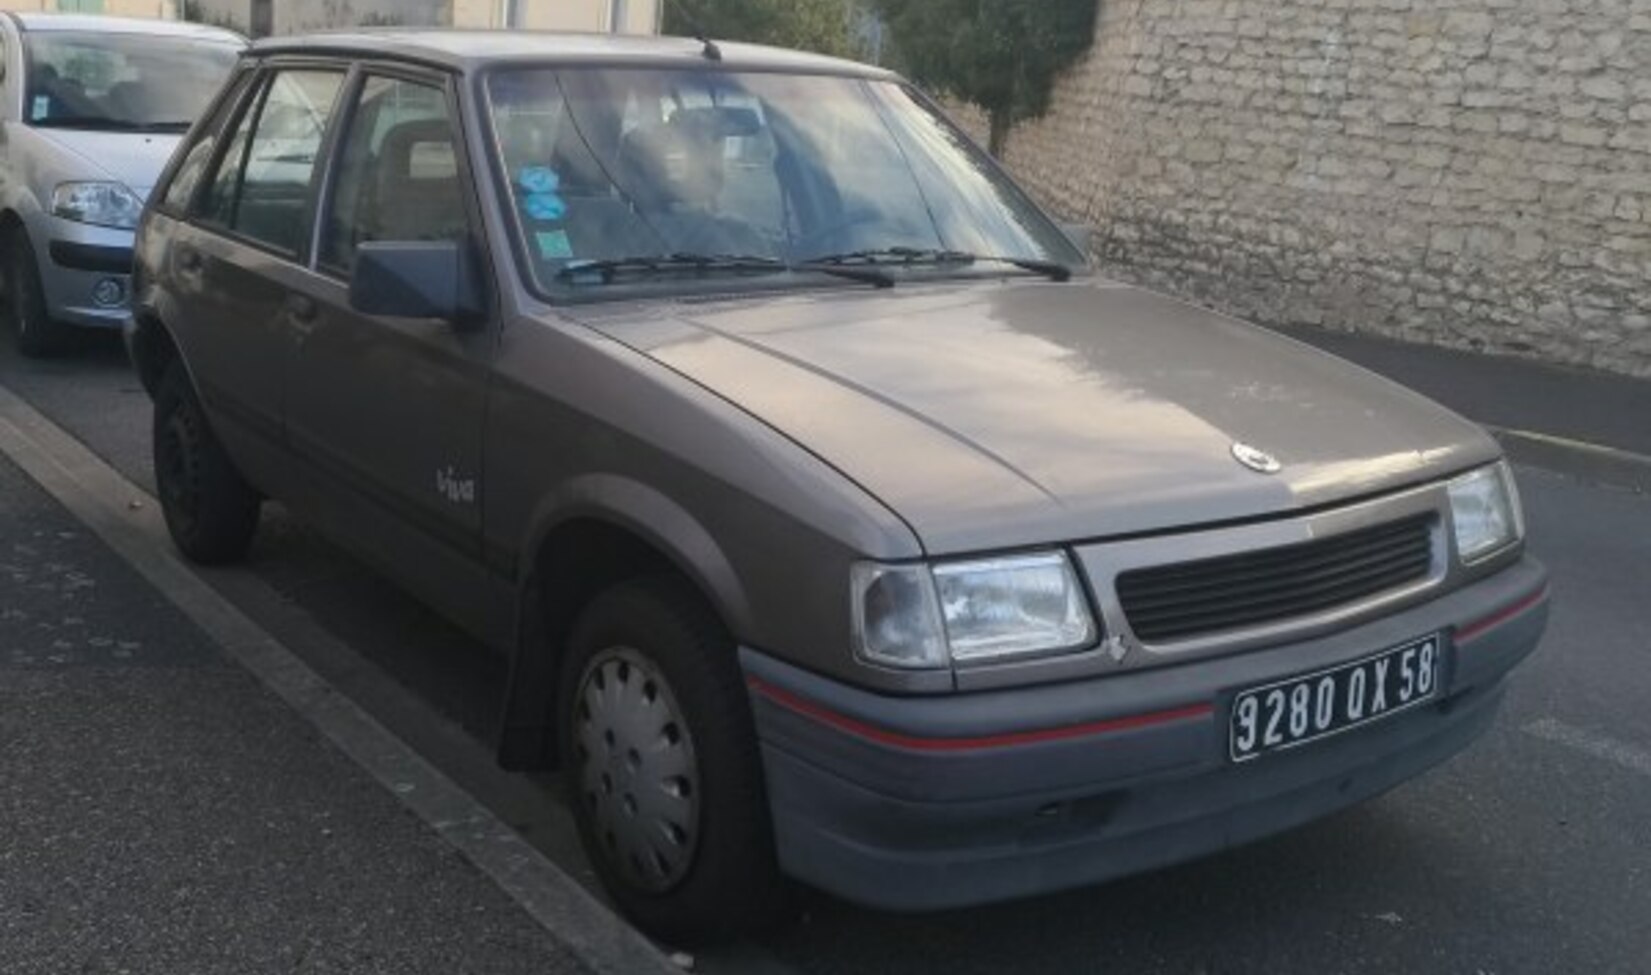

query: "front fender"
left=497, top=473, right=753, bottom=771
left=521, top=471, right=753, bottom=640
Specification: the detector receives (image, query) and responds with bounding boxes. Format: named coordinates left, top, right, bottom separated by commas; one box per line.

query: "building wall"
left=451, top=0, right=660, bottom=32
left=993, top=0, right=1651, bottom=377
left=0, top=1, right=175, bottom=14
left=183, top=0, right=658, bottom=34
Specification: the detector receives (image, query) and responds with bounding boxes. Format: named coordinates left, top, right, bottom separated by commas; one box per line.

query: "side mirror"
left=349, top=240, right=484, bottom=330
left=1059, top=221, right=1093, bottom=255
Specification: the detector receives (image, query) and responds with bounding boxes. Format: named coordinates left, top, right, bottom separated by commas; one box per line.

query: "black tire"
left=153, top=361, right=261, bottom=564
left=3, top=225, right=74, bottom=358
left=559, top=576, right=787, bottom=944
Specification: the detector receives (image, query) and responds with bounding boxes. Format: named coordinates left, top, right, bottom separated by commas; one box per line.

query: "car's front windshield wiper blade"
left=969, top=254, right=1073, bottom=282
left=557, top=252, right=893, bottom=289
left=30, top=116, right=191, bottom=133
left=806, top=246, right=974, bottom=267
left=556, top=253, right=785, bottom=282
left=807, top=246, right=1072, bottom=282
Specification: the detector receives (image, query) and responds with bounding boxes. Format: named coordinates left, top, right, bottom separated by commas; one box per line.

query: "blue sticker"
left=31, top=96, right=49, bottom=121
left=524, top=192, right=567, bottom=221
left=517, top=165, right=560, bottom=194
left=535, top=230, right=573, bottom=259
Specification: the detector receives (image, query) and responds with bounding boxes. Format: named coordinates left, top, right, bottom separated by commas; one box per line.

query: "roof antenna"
left=666, top=0, right=722, bottom=61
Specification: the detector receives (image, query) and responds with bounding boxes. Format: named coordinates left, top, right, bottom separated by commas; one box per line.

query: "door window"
left=320, top=75, right=469, bottom=275
left=162, top=71, right=255, bottom=213
left=198, top=69, right=345, bottom=256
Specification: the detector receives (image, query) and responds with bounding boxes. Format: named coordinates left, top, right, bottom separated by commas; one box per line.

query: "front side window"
left=320, top=75, right=469, bottom=275
left=198, top=69, right=345, bottom=255
left=23, top=31, right=239, bottom=131
left=484, top=67, right=1083, bottom=297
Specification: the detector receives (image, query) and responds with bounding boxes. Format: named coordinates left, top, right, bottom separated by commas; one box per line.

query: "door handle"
left=177, top=247, right=203, bottom=272
left=286, top=293, right=318, bottom=323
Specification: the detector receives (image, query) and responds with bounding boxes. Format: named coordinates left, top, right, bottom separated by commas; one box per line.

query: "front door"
left=282, top=69, right=497, bottom=638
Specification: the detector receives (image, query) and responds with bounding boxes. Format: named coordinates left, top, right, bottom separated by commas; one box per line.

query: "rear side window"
left=197, top=68, right=346, bottom=256
left=162, top=71, right=255, bottom=213
left=319, top=75, right=469, bottom=275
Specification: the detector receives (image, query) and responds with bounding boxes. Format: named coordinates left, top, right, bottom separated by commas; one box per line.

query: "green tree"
left=871, top=0, right=1098, bottom=155
left=664, top=0, right=860, bottom=59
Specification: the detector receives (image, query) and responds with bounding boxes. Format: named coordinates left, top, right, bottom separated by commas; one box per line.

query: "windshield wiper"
left=557, top=253, right=780, bottom=280
left=31, top=116, right=191, bottom=133
left=807, top=246, right=1072, bottom=282
left=557, top=252, right=893, bottom=289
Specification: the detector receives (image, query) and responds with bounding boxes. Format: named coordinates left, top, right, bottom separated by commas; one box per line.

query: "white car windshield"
left=485, top=67, right=1084, bottom=293
left=24, top=31, right=240, bottom=132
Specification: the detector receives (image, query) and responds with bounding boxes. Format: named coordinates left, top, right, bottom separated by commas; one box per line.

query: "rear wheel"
left=153, top=361, right=261, bottom=564
left=3, top=225, right=74, bottom=358
left=559, top=576, right=786, bottom=944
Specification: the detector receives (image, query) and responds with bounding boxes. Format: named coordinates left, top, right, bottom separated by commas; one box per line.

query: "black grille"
left=1116, top=514, right=1436, bottom=643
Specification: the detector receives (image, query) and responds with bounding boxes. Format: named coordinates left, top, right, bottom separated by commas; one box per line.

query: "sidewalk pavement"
left=0, top=451, right=596, bottom=975
left=1272, top=325, right=1651, bottom=490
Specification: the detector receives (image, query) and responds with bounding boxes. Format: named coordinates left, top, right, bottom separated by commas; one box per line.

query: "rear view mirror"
left=349, top=241, right=483, bottom=329
left=669, top=106, right=763, bottom=139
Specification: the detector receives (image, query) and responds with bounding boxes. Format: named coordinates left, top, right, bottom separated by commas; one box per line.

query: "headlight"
left=52, top=181, right=144, bottom=230
left=852, top=552, right=1096, bottom=669
left=1448, top=461, right=1523, bottom=562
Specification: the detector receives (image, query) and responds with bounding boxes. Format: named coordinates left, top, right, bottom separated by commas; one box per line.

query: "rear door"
left=169, top=65, right=346, bottom=482
left=280, top=67, right=500, bottom=641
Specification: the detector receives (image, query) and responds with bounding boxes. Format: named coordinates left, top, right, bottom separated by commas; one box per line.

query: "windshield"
left=24, top=32, right=240, bottom=132
left=484, top=67, right=1084, bottom=295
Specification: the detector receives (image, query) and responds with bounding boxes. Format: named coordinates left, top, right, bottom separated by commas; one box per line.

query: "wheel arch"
left=498, top=476, right=753, bottom=771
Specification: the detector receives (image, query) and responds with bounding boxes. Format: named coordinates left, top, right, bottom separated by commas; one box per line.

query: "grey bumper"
left=741, top=557, right=1548, bottom=911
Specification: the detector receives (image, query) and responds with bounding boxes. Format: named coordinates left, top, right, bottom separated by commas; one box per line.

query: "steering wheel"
left=789, top=207, right=882, bottom=259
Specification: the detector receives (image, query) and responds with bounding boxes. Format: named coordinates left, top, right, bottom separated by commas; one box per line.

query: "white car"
left=0, top=12, right=242, bottom=356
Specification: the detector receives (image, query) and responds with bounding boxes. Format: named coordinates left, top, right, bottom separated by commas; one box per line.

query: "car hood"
left=572, top=280, right=1499, bottom=555
left=32, top=128, right=182, bottom=200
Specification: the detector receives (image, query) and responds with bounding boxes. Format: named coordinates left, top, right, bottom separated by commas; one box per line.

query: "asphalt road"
left=2, top=331, right=1649, bottom=974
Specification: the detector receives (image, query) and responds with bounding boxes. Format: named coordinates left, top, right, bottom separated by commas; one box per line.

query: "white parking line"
left=1523, top=718, right=1651, bottom=779
left=0, top=380, right=679, bottom=975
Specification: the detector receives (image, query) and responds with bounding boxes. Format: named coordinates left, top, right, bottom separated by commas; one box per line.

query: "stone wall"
left=989, top=0, right=1651, bottom=377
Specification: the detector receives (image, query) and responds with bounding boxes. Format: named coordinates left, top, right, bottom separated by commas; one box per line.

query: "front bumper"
left=36, top=218, right=134, bottom=329
left=742, top=556, right=1548, bottom=911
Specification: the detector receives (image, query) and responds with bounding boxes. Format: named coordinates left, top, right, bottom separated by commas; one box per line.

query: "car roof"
left=7, top=12, right=244, bottom=44
left=250, top=29, right=895, bottom=79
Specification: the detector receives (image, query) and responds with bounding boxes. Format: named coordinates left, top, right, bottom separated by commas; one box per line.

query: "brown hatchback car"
left=128, top=31, right=1550, bottom=941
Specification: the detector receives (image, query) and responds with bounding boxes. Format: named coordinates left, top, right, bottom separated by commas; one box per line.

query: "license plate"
left=1229, top=635, right=1442, bottom=762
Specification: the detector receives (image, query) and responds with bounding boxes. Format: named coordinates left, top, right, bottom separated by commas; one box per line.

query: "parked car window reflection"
left=198, top=69, right=345, bottom=255
left=23, top=31, right=238, bottom=132
left=162, top=71, right=256, bottom=213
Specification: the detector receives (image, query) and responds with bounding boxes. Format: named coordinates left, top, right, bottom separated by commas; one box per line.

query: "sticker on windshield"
left=516, top=167, right=566, bottom=221
left=535, top=230, right=573, bottom=260
left=517, top=166, right=560, bottom=193
left=524, top=192, right=567, bottom=221
left=31, top=96, right=49, bottom=122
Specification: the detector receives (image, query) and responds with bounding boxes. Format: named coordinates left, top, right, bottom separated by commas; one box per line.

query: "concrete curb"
left=1491, top=428, right=1651, bottom=494
left=0, top=380, right=681, bottom=975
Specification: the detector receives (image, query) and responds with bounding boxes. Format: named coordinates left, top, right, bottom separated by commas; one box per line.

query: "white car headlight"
left=52, top=181, right=144, bottom=230
left=852, top=552, right=1096, bottom=669
left=1448, top=461, right=1523, bottom=562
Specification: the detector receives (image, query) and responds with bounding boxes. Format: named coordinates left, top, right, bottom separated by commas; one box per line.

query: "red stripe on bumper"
left=1455, top=585, right=1550, bottom=644
left=746, top=676, right=1213, bottom=753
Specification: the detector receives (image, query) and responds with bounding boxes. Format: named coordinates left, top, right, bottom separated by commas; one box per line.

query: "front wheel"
left=559, top=577, right=786, bottom=944
left=3, top=225, right=73, bottom=358
left=153, top=361, right=261, bottom=564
